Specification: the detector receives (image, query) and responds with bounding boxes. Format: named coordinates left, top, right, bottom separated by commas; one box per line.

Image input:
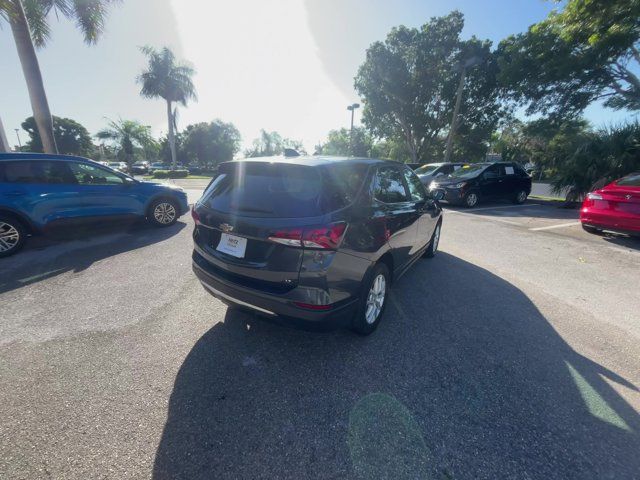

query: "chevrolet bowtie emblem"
left=626, top=194, right=632, bottom=200
left=219, top=223, right=234, bottom=233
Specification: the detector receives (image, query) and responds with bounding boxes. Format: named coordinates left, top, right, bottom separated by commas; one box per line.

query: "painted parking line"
left=529, top=222, right=581, bottom=231
left=444, top=203, right=542, bottom=213
left=444, top=209, right=522, bottom=226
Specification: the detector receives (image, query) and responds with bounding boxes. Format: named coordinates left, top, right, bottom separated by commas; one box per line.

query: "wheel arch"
left=0, top=208, right=36, bottom=234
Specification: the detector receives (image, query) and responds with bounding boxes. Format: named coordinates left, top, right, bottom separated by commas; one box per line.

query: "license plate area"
left=216, top=233, right=247, bottom=258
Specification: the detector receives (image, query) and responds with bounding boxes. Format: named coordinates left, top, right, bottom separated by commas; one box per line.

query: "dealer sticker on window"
left=216, top=233, right=247, bottom=258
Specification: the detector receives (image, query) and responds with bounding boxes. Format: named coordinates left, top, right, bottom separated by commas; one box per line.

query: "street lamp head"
left=347, top=103, right=360, bottom=111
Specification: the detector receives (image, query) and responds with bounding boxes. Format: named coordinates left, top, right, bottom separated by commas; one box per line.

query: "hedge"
left=152, top=169, right=189, bottom=179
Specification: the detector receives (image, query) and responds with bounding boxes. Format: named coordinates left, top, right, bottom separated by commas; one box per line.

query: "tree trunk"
left=9, top=0, right=58, bottom=154
left=0, top=117, right=11, bottom=152
left=167, top=100, right=177, bottom=168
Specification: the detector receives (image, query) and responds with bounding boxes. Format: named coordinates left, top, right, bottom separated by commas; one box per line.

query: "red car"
left=580, top=172, right=640, bottom=236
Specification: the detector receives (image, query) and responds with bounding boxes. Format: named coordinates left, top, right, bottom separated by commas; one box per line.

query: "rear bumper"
left=580, top=208, right=640, bottom=234
left=192, top=252, right=357, bottom=329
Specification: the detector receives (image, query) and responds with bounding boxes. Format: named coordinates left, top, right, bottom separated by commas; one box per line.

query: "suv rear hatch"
left=193, top=160, right=367, bottom=293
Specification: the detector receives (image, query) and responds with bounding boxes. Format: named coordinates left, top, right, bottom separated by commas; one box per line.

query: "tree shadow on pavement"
left=153, top=252, right=640, bottom=480
left=0, top=221, right=186, bottom=295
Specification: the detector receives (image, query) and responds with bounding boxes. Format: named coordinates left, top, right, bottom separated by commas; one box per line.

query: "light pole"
left=347, top=103, right=360, bottom=156
left=443, top=56, right=482, bottom=163
left=14, top=129, right=22, bottom=150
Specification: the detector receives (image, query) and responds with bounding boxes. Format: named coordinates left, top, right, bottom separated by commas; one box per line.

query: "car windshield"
left=415, top=164, right=440, bottom=175
left=616, top=173, right=640, bottom=187
left=445, top=164, right=487, bottom=179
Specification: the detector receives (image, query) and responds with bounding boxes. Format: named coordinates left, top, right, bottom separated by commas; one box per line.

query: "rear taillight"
left=268, top=222, right=347, bottom=250
left=268, top=228, right=304, bottom=247
left=191, top=206, right=200, bottom=225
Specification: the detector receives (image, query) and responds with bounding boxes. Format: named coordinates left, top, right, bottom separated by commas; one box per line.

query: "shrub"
left=552, top=122, right=640, bottom=200
left=152, top=169, right=189, bottom=179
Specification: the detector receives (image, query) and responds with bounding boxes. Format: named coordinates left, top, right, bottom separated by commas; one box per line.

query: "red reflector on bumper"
left=292, top=302, right=333, bottom=311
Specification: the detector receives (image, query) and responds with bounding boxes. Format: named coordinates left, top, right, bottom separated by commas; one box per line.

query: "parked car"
left=149, top=163, right=170, bottom=173
left=580, top=172, right=640, bottom=236
left=108, top=161, right=128, bottom=173
left=415, top=162, right=468, bottom=186
left=405, top=163, right=425, bottom=170
left=0, top=153, right=189, bottom=257
left=130, top=162, right=149, bottom=175
left=191, top=156, right=443, bottom=334
left=429, top=162, right=532, bottom=208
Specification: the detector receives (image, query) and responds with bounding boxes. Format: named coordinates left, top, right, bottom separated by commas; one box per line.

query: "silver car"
left=415, top=162, right=467, bottom=186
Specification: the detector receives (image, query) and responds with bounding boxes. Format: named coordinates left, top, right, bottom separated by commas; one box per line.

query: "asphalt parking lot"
left=1, top=186, right=639, bottom=479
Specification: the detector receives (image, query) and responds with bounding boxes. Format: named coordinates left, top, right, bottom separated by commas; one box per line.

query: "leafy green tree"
left=497, top=0, right=640, bottom=116
left=491, top=118, right=592, bottom=176
left=245, top=130, right=304, bottom=157
left=317, top=127, right=375, bottom=157
left=96, top=119, right=157, bottom=166
left=182, top=120, right=241, bottom=166
left=1, top=0, right=118, bottom=153
left=138, top=46, right=197, bottom=168
left=354, top=11, right=504, bottom=163
left=21, top=115, right=93, bottom=156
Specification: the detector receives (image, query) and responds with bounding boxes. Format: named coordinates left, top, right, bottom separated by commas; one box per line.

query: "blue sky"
left=1, top=0, right=637, bottom=152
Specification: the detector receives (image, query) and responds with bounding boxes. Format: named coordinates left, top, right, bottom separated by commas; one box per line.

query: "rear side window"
left=617, top=173, right=640, bottom=186
left=202, top=162, right=368, bottom=217
left=0, top=161, right=75, bottom=184
left=374, top=166, right=409, bottom=203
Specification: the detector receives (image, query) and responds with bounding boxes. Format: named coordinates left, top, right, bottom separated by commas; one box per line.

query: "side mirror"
left=432, top=190, right=444, bottom=201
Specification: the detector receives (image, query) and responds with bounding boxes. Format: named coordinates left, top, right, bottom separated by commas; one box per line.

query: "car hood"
left=140, top=180, right=185, bottom=192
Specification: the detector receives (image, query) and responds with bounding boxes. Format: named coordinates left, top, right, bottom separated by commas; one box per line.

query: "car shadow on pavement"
left=153, top=252, right=640, bottom=480
left=0, top=221, right=186, bottom=295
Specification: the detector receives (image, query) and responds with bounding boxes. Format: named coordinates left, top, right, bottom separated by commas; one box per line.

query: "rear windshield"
left=202, top=162, right=368, bottom=217
left=617, top=173, right=640, bottom=187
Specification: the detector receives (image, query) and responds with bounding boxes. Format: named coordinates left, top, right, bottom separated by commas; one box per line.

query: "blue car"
left=0, top=153, right=189, bottom=257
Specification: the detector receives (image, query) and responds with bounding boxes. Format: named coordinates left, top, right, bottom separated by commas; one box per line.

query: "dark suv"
left=192, top=156, right=443, bottom=334
left=429, top=162, right=532, bottom=208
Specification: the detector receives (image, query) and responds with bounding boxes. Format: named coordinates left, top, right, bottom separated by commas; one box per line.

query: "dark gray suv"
left=191, top=156, right=443, bottom=334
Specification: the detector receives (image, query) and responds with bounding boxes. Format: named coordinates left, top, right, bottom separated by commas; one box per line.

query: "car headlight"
left=452, top=182, right=467, bottom=188
left=429, top=182, right=439, bottom=190
left=587, top=192, right=602, bottom=200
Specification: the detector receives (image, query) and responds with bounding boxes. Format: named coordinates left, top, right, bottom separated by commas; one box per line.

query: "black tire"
left=148, top=198, right=179, bottom=227
left=423, top=221, right=442, bottom=258
left=582, top=224, right=601, bottom=235
left=0, top=215, right=27, bottom=258
left=463, top=191, right=479, bottom=208
left=351, top=263, right=390, bottom=335
left=513, top=189, right=528, bottom=204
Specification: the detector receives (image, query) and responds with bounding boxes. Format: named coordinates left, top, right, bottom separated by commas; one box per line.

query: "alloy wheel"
left=517, top=191, right=527, bottom=203
left=0, top=222, right=20, bottom=253
left=365, top=274, right=386, bottom=324
left=466, top=193, right=478, bottom=207
left=154, top=202, right=177, bottom=224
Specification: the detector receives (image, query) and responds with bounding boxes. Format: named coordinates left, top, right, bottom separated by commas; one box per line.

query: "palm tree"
left=2, top=0, right=118, bottom=154
left=137, top=46, right=196, bottom=168
left=96, top=119, right=156, bottom=167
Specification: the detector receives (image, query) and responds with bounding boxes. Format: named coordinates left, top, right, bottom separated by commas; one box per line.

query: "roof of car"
left=0, top=152, right=93, bottom=163
left=227, top=155, right=405, bottom=167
